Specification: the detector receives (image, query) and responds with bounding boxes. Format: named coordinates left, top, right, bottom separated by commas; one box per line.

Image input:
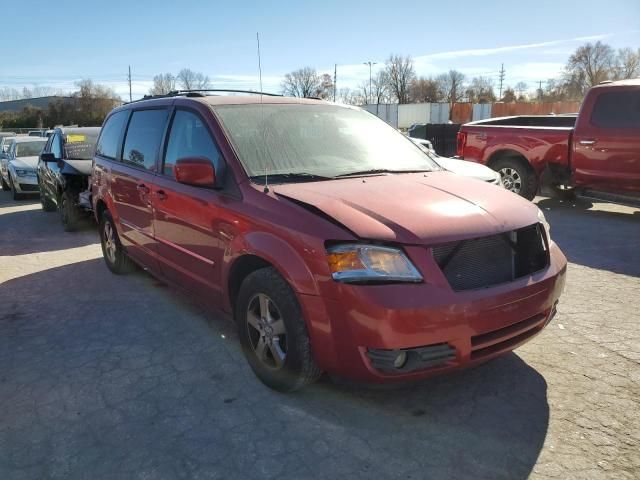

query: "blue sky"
left=2, top=0, right=639, bottom=99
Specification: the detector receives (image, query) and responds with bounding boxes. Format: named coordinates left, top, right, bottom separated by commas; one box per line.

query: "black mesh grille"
left=18, top=184, right=38, bottom=192
left=432, top=224, right=548, bottom=291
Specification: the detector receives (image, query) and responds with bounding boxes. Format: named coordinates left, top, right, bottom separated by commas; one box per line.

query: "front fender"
left=223, top=231, right=320, bottom=303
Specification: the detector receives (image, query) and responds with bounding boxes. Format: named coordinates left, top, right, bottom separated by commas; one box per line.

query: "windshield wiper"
left=250, top=172, right=333, bottom=184
left=335, top=168, right=431, bottom=178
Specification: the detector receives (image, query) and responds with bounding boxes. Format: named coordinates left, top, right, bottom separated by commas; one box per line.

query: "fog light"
left=393, top=351, right=407, bottom=369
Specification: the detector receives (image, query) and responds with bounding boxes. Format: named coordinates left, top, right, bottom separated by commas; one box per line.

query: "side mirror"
left=174, top=157, right=216, bottom=188
left=41, top=152, right=57, bottom=162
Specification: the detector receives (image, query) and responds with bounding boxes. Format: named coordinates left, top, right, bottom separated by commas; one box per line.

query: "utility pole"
left=127, top=66, right=132, bottom=102
left=498, top=63, right=506, bottom=100
left=333, top=64, right=337, bottom=102
left=538, top=80, right=544, bottom=101
left=363, top=61, right=377, bottom=104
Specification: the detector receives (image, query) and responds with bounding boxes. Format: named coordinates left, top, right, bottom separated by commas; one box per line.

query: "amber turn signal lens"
left=327, top=251, right=365, bottom=274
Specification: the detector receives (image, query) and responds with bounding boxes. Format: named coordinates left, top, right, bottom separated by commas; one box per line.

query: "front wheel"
left=493, top=157, right=538, bottom=200
left=9, top=175, right=23, bottom=200
left=99, top=210, right=135, bottom=274
left=39, top=179, right=56, bottom=212
left=60, top=190, right=80, bottom=231
left=235, top=267, right=322, bottom=392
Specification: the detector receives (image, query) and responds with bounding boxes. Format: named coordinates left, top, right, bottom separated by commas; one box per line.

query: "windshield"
left=64, top=132, right=99, bottom=160
left=15, top=141, right=45, bottom=157
left=214, top=104, right=439, bottom=181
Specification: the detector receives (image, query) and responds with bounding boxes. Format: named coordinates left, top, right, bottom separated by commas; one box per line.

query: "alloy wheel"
left=499, top=167, right=522, bottom=193
left=103, top=221, right=117, bottom=264
left=246, top=293, right=287, bottom=370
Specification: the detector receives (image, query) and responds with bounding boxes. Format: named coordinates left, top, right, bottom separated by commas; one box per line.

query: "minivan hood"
left=274, top=171, right=539, bottom=245
left=10, top=156, right=38, bottom=170
left=434, top=156, right=500, bottom=183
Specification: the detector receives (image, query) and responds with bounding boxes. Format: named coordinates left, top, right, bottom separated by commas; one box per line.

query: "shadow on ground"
left=536, top=196, right=640, bottom=277
left=0, top=193, right=96, bottom=255
left=0, top=257, right=548, bottom=479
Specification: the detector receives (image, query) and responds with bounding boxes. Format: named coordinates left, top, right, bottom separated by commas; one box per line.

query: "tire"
left=550, top=184, right=577, bottom=201
left=9, top=175, right=23, bottom=201
left=235, top=267, right=322, bottom=392
left=39, top=179, right=56, bottom=212
left=1, top=176, right=9, bottom=191
left=99, top=210, right=135, bottom=274
left=492, top=157, right=538, bottom=200
left=60, top=190, right=80, bottom=231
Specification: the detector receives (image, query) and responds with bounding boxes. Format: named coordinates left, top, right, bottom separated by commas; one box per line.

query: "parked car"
left=92, top=93, right=567, bottom=392
left=38, top=127, right=101, bottom=230
left=0, top=132, right=16, bottom=160
left=1, top=136, right=47, bottom=199
left=457, top=79, right=640, bottom=202
left=410, top=137, right=502, bottom=186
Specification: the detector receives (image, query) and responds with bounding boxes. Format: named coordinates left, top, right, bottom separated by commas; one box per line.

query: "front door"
left=152, top=108, right=229, bottom=304
left=110, top=108, right=169, bottom=270
left=573, top=88, right=640, bottom=195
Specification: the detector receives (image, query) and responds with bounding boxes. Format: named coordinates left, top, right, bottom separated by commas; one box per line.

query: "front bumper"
left=301, top=242, right=567, bottom=383
left=10, top=170, right=38, bottom=193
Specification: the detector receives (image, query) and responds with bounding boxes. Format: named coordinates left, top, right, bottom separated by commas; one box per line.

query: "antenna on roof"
left=257, top=32, right=269, bottom=193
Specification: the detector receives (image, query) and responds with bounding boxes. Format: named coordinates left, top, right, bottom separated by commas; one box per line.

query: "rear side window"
left=163, top=110, right=222, bottom=176
left=96, top=111, right=128, bottom=159
left=122, top=109, right=168, bottom=171
left=590, top=91, right=640, bottom=129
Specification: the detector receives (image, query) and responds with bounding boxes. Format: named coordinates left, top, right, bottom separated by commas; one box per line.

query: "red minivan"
left=92, top=92, right=567, bottom=392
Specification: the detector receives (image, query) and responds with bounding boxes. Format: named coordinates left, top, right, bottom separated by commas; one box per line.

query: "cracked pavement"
left=0, top=192, right=638, bottom=479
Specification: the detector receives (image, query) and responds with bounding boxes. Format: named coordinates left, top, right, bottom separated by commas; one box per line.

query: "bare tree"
left=281, top=67, right=323, bottom=98
left=317, top=73, right=335, bottom=100
left=565, top=41, right=615, bottom=95
left=73, top=79, right=122, bottom=126
left=177, top=68, right=211, bottom=90
left=613, top=47, right=640, bottom=80
left=384, top=54, right=415, bottom=104
left=466, top=76, right=496, bottom=103
left=515, top=81, right=528, bottom=101
left=409, top=76, right=442, bottom=103
left=150, top=73, right=176, bottom=95
left=436, top=70, right=466, bottom=104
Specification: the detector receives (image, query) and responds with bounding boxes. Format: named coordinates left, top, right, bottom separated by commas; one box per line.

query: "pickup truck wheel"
left=235, top=267, right=322, bottom=392
left=99, top=210, right=135, bottom=274
left=60, top=191, right=80, bottom=231
left=493, top=158, right=538, bottom=200
left=39, top=179, right=56, bottom=212
left=550, top=184, right=577, bottom=200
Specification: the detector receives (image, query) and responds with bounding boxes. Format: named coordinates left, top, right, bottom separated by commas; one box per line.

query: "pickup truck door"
left=572, top=88, right=640, bottom=195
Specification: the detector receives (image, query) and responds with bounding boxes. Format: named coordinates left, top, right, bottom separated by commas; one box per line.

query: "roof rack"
left=127, top=89, right=283, bottom=104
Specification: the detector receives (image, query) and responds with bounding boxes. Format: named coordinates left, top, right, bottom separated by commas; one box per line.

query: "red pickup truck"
left=457, top=79, right=640, bottom=202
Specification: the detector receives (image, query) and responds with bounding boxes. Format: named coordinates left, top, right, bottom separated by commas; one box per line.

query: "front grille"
left=367, top=343, right=456, bottom=374
left=470, top=313, right=547, bottom=360
left=432, top=224, right=548, bottom=291
left=18, top=184, right=39, bottom=192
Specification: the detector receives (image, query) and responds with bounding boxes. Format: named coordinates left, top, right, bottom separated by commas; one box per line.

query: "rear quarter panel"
left=461, top=124, right=572, bottom=175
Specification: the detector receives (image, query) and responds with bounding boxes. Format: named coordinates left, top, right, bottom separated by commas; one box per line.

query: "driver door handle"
left=136, top=183, right=150, bottom=194
left=579, top=139, right=597, bottom=146
left=155, top=190, right=167, bottom=200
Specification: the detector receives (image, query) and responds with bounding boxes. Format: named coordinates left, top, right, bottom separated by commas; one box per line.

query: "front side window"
left=163, top=110, right=222, bottom=177
left=591, top=91, right=640, bottom=129
left=214, top=104, right=438, bottom=182
left=15, top=141, right=46, bottom=157
left=122, top=109, right=168, bottom=171
left=96, top=110, right=128, bottom=159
